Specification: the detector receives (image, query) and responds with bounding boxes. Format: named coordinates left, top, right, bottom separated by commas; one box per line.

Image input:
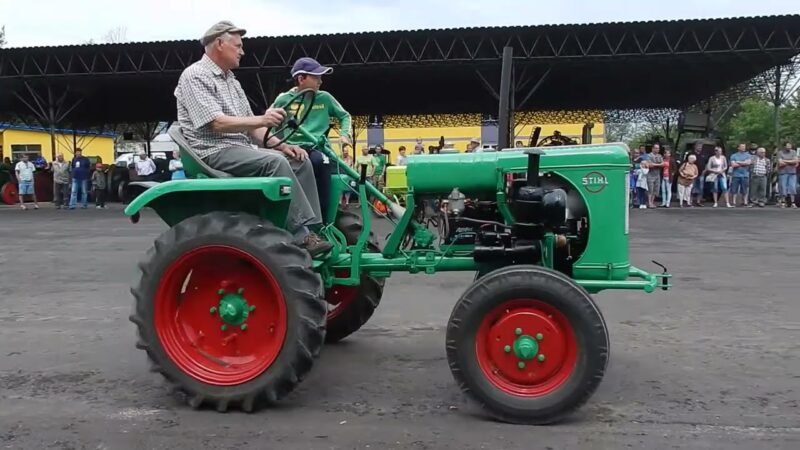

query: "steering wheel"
left=262, top=88, right=317, bottom=149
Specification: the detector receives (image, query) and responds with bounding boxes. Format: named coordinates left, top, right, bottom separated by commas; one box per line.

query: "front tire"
left=130, top=211, right=326, bottom=412
left=446, top=265, right=609, bottom=425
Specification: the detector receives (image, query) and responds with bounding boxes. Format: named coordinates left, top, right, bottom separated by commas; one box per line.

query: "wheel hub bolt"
left=504, top=345, right=511, bottom=353
left=536, top=333, right=544, bottom=341
left=538, top=354, right=546, bottom=362
left=518, top=362, right=526, bottom=369
left=209, top=307, right=217, bottom=314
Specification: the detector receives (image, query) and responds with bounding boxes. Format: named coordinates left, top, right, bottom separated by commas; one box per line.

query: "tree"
left=605, top=122, right=636, bottom=143
left=721, top=97, right=800, bottom=150
left=1, top=25, right=6, bottom=48
left=102, top=26, right=127, bottom=44
left=724, top=98, right=775, bottom=147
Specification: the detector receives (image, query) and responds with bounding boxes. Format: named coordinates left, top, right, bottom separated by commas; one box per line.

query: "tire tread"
left=129, top=211, right=326, bottom=413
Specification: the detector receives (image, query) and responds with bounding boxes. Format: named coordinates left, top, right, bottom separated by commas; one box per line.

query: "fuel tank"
left=404, top=144, right=631, bottom=195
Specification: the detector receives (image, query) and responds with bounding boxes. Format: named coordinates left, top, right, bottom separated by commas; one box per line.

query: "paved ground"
left=0, top=203, right=798, bottom=450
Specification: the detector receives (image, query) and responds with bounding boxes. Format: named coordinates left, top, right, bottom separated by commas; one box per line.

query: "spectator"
left=91, top=163, right=107, bottom=209
left=629, top=148, right=641, bottom=207
left=371, top=145, right=387, bottom=190
left=646, top=144, right=664, bottom=208
left=635, top=159, right=649, bottom=209
left=51, top=153, right=70, bottom=209
left=356, top=147, right=375, bottom=184
left=635, top=146, right=650, bottom=207
left=677, top=154, right=699, bottom=207
left=396, top=146, right=408, bottom=166
left=341, top=145, right=353, bottom=167
left=413, top=138, right=424, bottom=155
left=466, top=138, right=481, bottom=152
left=15, top=154, right=39, bottom=210
left=169, top=150, right=186, bottom=180
left=135, top=151, right=157, bottom=181
left=69, top=148, right=91, bottom=209
left=660, top=148, right=674, bottom=207
left=749, top=147, right=770, bottom=207
left=340, top=145, right=354, bottom=207
left=683, top=142, right=709, bottom=207
left=729, top=143, right=752, bottom=207
left=776, top=142, right=798, bottom=208
left=706, top=146, right=731, bottom=208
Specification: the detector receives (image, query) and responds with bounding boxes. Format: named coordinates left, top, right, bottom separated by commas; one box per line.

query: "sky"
left=0, top=0, right=798, bottom=47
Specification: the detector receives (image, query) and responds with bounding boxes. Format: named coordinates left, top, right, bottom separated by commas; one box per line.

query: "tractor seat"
left=168, top=126, right=232, bottom=179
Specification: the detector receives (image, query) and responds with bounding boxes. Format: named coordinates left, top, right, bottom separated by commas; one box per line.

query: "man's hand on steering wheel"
left=262, top=88, right=317, bottom=150
left=260, top=108, right=286, bottom=128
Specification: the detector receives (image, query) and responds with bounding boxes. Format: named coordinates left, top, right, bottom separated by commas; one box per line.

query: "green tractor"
left=124, top=89, right=671, bottom=424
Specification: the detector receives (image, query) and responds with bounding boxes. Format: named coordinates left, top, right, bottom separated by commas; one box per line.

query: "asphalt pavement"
left=0, top=203, right=798, bottom=449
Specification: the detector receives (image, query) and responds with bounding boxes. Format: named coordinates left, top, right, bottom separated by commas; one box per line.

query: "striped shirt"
left=174, top=54, right=254, bottom=159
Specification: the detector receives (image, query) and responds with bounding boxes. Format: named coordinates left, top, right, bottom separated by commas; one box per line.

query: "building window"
left=10, top=144, right=42, bottom=161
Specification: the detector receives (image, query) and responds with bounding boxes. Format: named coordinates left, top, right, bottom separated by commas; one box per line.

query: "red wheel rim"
left=154, top=245, right=287, bottom=386
left=1, top=182, right=18, bottom=205
left=476, top=299, right=577, bottom=397
left=326, top=270, right=358, bottom=321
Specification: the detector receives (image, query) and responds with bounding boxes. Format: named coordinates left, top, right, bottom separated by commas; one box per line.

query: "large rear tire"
left=1, top=182, right=18, bottom=205
left=130, top=211, right=326, bottom=412
left=446, top=265, right=609, bottom=425
left=324, top=210, right=385, bottom=343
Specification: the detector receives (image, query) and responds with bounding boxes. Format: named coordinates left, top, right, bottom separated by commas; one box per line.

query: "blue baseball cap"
left=290, top=57, right=333, bottom=77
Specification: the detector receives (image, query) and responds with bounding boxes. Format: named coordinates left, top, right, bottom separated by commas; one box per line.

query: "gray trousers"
left=749, top=175, right=768, bottom=204
left=204, top=146, right=322, bottom=231
left=53, top=182, right=69, bottom=207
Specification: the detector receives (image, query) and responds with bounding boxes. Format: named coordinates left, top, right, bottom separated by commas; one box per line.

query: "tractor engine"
left=414, top=149, right=578, bottom=270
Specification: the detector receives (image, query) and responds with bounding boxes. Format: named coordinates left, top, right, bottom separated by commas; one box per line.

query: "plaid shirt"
left=174, top=54, right=254, bottom=159
left=751, top=156, right=770, bottom=176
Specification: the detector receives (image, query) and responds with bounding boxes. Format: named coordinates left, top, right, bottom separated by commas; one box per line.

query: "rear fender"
left=123, top=178, right=294, bottom=228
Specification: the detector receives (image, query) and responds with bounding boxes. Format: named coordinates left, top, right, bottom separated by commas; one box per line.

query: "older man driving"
left=174, top=21, right=331, bottom=256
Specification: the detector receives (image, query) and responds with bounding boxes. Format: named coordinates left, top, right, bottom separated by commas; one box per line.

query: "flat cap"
left=200, top=20, right=247, bottom=46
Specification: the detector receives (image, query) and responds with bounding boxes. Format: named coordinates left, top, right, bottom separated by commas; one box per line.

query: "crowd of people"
left=630, top=141, right=798, bottom=209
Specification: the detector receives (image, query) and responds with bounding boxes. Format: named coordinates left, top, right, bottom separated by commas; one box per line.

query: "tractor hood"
left=404, top=143, right=631, bottom=195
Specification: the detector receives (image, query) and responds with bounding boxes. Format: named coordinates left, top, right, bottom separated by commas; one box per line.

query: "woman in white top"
left=705, top=146, right=732, bottom=208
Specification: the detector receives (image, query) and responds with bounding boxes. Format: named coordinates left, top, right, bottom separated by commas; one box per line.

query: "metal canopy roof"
left=1, top=15, right=799, bottom=127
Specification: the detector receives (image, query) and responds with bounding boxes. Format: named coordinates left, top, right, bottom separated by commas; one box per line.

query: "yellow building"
left=0, top=124, right=115, bottom=164
left=329, top=113, right=605, bottom=165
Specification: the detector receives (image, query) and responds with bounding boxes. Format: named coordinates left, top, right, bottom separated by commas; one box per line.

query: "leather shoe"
left=298, top=232, right=333, bottom=257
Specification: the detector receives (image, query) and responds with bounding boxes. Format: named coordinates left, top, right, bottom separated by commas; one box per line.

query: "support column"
left=774, top=66, right=781, bottom=149
left=48, top=88, right=57, bottom=160
left=133, top=121, right=163, bottom=157
left=497, top=46, right=514, bottom=151
left=366, top=115, right=384, bottom=148
left=481, top=114, right=499, bottom=148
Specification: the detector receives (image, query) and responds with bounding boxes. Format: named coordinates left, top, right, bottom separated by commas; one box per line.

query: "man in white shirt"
left=15, top=154, right=39, bottom=210
left=134, top=151, right=157, bottom=181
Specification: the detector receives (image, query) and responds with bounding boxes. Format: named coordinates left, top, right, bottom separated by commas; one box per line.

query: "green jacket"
left=271, top=88, right=352, bottom=151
